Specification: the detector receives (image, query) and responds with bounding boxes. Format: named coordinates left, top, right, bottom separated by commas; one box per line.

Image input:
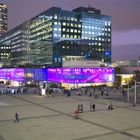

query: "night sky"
left=1, top=0, right=140, bottom=61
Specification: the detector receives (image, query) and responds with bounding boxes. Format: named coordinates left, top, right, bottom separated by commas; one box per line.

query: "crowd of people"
left=0, top=85, right=28, bottom=95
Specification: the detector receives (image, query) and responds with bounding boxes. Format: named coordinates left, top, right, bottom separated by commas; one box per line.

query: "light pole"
left=134, top=80, right=137, bottom=106
left=127, top=82, right=130, bottom=103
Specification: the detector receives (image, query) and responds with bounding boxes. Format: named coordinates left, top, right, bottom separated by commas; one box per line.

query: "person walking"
left=92, top=103, right=96, bottom=111
left=90, top=102, right=93, bottom=111
left=15, top=112, right=20, bottom=122
left=108, top=103, right=111, bottom=110
left=108, top=102, right=113, bottom=110
left=90, top=102, right=96, bottom=111
left=74, top=109, right=80, bottom=119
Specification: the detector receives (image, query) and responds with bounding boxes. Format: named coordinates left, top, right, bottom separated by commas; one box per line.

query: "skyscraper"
left=0, top=3, right=8, bottom=36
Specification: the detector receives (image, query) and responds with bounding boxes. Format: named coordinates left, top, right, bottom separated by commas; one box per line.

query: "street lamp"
left=133, top=79, right=140, bottom=106
left=133, top=75, right=140, bottom=106
left=127, top=82, right=130, bottom=103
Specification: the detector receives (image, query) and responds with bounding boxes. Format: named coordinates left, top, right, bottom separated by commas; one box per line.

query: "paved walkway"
left=0, top=94, right=140, bottom=140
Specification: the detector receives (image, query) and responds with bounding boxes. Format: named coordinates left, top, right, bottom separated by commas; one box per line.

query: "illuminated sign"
left=47, top=68, right=114, bottom=83
left=0, top=68, right=24, bottom=81
left=0, top=68, right=114, bottom=83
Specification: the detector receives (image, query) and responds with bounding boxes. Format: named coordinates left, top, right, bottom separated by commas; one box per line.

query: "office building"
left=0, top=7, right=112, bottom=67
left=0, top=3, right=7, bottom=36
left=0, top=3, right=8, bottom=66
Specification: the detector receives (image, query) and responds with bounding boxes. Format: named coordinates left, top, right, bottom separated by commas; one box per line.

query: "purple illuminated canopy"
left=47, top=68, right=114, bottom=83
left=0, top=68, right=25, bottom=81
left=0, top=68, right=114, bottom=83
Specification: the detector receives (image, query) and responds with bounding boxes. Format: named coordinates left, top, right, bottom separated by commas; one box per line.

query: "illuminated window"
left=70, top=29, right=73, bottom=32
left=78, top=24, right=81, bottom=28
left=63, top=28, right=66, bottom=31
left=54, top=34, right=57, bottom=37
left=54, top=15, right=57, bottom=19
left=63, top=22, right=66, bottom=26
left=71, top=23, right=73, bottom=27
left=105, top=21, right=108, bottom=26
left=66, top=34, right=69, bottom=37
left=71, top=17, right=74, bottom=21
left=108, top=21, right=111, bottom=26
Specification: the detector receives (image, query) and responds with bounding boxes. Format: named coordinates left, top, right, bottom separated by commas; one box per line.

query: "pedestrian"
left=15, top=112, right=20, bottom=122
left=74, top=109, right=79, bottom=119
left=114, top=87, right=117, bottom=93
left=85, top=89, right=88, bottom=95
left=108, top=102, right=113, bottom=110
left=122, top=89, right=125, bottom=96
left=12, top=89, right=15, bottom=96
left=89, top=92, right=92, bottom=97
left=108, top=104, right=110, bottom=110
left=92, top=103, right=96, bottom=111
left=90, top=102, right=93, bottom=111
left=101, top=89, right=104, bottom=96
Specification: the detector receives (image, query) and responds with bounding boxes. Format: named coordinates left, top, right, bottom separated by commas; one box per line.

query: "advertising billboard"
left=47, top=68, right=114, bottom=83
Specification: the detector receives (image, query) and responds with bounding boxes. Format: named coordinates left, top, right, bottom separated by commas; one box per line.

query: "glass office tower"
left=0, top=7, right=112, bottom=67
left=52, top=7, right=112, bottom=65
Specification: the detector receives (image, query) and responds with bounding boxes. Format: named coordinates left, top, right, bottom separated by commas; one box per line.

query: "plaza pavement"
left=0, top=93, right=140, bottom=140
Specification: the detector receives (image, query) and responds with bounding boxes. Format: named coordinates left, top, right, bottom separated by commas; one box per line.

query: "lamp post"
left=127, top=82, right=130, bottom=103
left=134, top=80, right=137, bottom=106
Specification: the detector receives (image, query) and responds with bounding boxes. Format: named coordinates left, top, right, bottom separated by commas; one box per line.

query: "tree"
left=114, top=67, right=122, bottom=86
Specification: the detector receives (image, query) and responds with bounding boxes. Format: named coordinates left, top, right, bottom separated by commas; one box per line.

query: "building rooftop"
left=73, top=6, right=101, bottom=14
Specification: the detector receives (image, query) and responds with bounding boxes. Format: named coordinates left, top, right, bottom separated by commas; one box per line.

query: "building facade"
left=0, top=3, right=7, bottom=36
left=0, top=7, right=112, bottom=67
